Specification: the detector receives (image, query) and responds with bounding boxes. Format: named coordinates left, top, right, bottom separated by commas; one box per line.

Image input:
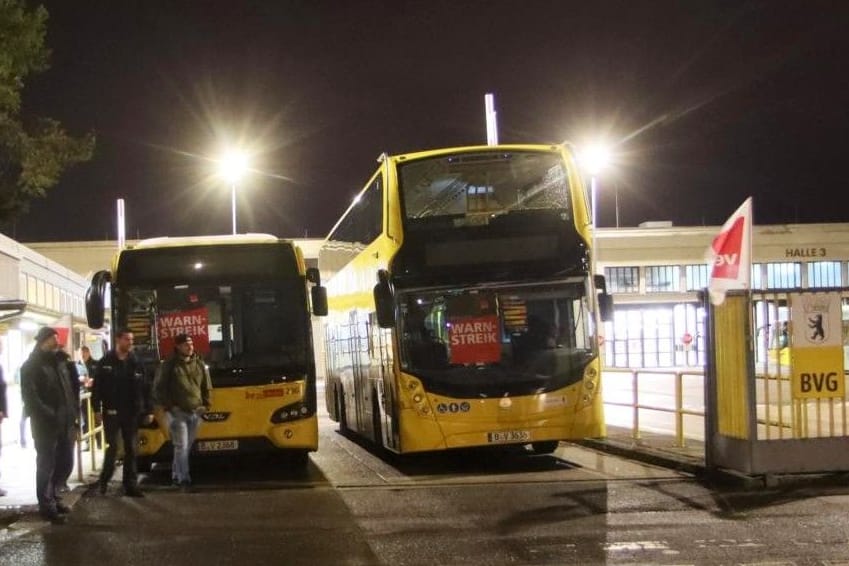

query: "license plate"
left=487, top=430, right=531, bottom=443
left=196, top=439, right=239, bottom=452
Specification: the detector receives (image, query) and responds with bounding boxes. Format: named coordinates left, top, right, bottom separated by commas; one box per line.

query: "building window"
left=605, top=266, right=639, bottom=294
left=751, top=264, right=764, bottom=289
left=36, top=279, right=45, bottom=307
left=27, top=275, right=37, bottom=303
left=645, top=265, right=680, bottom=293
left=766, top=262, right=801, bottom=289
left=807, top=261, right=842, bottom=288
left=685, top=264, right=709, bottom=291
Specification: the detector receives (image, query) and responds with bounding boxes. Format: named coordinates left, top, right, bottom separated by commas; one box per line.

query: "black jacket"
left=21, top=348, right=77, bottom=433
left=0, top=365, right=7, bottom=416
left=92, top=350, right=152, bottom=417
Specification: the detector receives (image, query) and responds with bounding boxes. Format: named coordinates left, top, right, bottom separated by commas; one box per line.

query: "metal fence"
left=75, top=391, right=105, bottom=482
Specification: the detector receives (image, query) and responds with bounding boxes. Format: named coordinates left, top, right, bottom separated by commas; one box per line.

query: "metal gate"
left=706, top=288, right=849, bottom=475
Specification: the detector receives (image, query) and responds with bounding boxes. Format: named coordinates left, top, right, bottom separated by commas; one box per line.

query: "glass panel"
left=646, top=265, right=680, bottom=293
left=766, top=262, right=801, bottom=288
left=396, top=282, right=593, bottom=397
left=685, top=264, right=709, bottom=291
left=807, top=261, right=842, bottom=288
left=605, top=266, right=640, bottom=294
left=399, top=150, right=572, bottom=225
left=119, top=280, right=309, bottom=385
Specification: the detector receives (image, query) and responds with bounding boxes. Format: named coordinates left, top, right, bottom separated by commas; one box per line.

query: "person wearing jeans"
left=154, top=334, right=211, bottom=491
left=168, top=407, right=200, bottom=486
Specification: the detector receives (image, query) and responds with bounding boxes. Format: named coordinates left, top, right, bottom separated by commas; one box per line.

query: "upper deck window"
left=399, top=151, right=572, bottom=228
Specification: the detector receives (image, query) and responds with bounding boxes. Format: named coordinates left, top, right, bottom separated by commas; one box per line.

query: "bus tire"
left=372, top=395, right=383, bottom=448
left=530, top=441, right=560, bottom=455
left=337, top=386, right=348, bottom=434
left=290, top=450, right=309, bottom=469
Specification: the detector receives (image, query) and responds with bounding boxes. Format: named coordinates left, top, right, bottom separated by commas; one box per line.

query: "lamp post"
left=580, top=144, right=611, bottom=275
left=218, top=151, right=249, bottom=235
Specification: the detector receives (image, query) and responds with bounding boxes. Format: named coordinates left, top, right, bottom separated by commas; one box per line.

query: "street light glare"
left=581, top=144, right=611, bottom=176
left=218, top=151, right=249, bottom=183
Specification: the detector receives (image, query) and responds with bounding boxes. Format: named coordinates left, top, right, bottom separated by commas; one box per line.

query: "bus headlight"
left=271, top=402, right=314, bottom=424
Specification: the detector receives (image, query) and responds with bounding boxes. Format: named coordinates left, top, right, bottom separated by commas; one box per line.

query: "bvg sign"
left=790, top=292, right=845, bottom=399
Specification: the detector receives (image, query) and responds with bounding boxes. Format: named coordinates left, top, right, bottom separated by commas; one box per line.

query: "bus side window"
left=209, top=340, right=227, bottom=363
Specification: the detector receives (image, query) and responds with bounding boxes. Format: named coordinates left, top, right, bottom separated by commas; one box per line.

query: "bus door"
left=370, top=312, right=397, bottom=449
left=349, top=309, right=371, bottom=432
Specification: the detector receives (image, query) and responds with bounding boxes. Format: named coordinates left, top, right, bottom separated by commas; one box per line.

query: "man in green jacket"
left=154, top=333, right=211, bottom=491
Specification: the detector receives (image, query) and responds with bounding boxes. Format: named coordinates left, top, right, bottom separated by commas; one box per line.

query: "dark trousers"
left=99, top=413, right=139, bottom=488
left=33, top=425, right=75, bottom=512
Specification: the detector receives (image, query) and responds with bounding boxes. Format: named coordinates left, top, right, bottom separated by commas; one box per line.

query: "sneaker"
left=56, top=502, right=71, bottom=514
left=179, top=481, right=194, bottom=493
left=123, top=486, right=144, bottom=498
left=98, top=481, right=108, bottom=495
left=57, top=483, right=70, bottom=493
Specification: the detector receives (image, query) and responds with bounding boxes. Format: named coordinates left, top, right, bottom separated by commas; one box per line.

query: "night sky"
left=10, top=0, right=849, bottom=242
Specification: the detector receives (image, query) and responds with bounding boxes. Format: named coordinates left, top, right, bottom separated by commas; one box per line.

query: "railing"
left=601, top=368, right=706, bottom=448
left=602, top=366, right=849, bottom=450
left=75, top=391, right=105, bottom=482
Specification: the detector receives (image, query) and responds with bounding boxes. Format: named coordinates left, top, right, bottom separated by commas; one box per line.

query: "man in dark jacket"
left=20, top=327, right=77, bottom=524
left=0, top=339, right=7, bottom=497
left=54, top=347, right=81, bottom=493
left=93, top=328, right=153, bottom=497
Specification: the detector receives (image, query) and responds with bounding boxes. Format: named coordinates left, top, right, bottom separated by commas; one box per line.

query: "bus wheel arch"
left=530, top=441, right=560, bottom=455
left=137, top=456, right=153, bottom=473
left=336, top=384, right=348, bottom=433
left=372, top=392, right=383, bottom=447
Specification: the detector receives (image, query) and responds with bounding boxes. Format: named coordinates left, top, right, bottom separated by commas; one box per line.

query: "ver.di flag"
left=706, top=197, right=753, bottom=305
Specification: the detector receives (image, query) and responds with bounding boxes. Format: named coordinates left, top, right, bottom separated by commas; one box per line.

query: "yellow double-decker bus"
left=319, top=144, right=612, bottom=454
left=86, top=234, right=327, bottom=469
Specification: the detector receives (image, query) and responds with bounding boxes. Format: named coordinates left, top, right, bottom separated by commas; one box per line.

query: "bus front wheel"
left=336, top=387, right=348, bottom=434
left=137, top=457, right=153, bottom=473
left=530, top=441, right=560, bottom=455
left=289, top=450, right=309, bottom=469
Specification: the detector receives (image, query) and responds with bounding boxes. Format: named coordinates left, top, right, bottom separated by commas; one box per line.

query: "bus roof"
left=130, top=233, right=284, bottom=250
left=386, top=143, right=566, bottom=163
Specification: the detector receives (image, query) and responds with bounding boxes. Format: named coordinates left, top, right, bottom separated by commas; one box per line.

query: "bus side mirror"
left=85, top=270, right=112, bottom=329
left=598, top=293, right=614, bottom=323
left=594, top=274, right=607, bottom=294
left=306, top=267, right=321, bottom=285
left=373, top=269, right=396, bottom=328
left=311, top=285, right=328, bottom=317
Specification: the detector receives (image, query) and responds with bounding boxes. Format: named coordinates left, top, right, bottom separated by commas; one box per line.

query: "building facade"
left=26, top=223, right=849, bottom=374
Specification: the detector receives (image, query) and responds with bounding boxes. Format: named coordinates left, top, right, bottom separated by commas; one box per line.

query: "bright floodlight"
left=580, top=144, right=611, bottom=176
left=218, top=151, right=249, bottom=183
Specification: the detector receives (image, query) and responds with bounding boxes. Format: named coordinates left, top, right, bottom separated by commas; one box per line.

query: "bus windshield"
left=114, top=244, right=310, bottom=387
left=399, top=150, right=572, bottom=229
left=398, top=282, right=594, bottom=397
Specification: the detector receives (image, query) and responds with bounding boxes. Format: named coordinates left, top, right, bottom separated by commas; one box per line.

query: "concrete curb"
left=578, top=438, right=780, bottom=490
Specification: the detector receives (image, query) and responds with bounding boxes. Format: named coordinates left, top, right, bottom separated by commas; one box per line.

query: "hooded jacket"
left=154, top=352, right=212, bottom=412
